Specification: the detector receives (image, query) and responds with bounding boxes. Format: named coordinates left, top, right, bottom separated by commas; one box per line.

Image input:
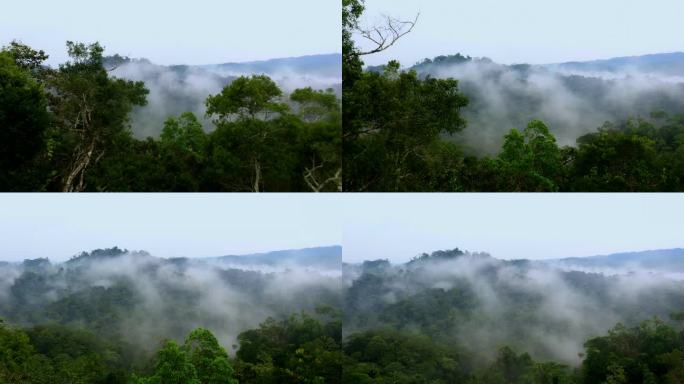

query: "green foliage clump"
left=2, top=303, right=684, bottom=384
left=341, top=1, right=684, bottom=192
left=472, top=346, right=575, bottom=384
left=0, top=320, right=129, bottom=384
left=494, top=120, right=564, bottom=191
left=0, top=49, right=50, bottom=189
left=135, top=328, right=237, bottom=384
left=206, top=75, right=288, bottom=121
left=342, top=329, right=466, bottom=384
left=0, top=41, right=341, bottom=192
left=344, top=61, right=469, bottom=191
left=235, top=308, right=342, bottom=384
left=582, top=319, right=684, bottom=384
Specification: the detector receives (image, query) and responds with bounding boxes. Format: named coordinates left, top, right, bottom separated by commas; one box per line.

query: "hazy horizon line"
left=107, top=51, right=342, bottom=68
left=3, top=244, right=343, bottom=264
left=369, top=50, right=684, bottom=69
left=344, top=246, right=684, bottom=265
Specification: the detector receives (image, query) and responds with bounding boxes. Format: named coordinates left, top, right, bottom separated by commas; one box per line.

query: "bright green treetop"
left=206, top=75, right=289, bottom=122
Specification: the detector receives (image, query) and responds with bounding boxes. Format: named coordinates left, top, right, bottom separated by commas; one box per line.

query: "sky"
left=2, top=194, right=682, bottom=264
left=342, top=194, right=684, bottom=263
left=356, top=0, right=684, bottom=66
left=0, top=0, right=341, bottom=66
left=0, top=194, right=342, bottom=262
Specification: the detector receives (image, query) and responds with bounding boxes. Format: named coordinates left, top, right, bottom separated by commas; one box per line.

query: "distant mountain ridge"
left=395, top=52, right=684, bottom=153
left=402, top=51, right=684, bottom=76
left=199, top=53, right=341, bottom=78
left=346, top=247, right=684, bottom=274
left=105, top=53, right=342, bottom=83
left=0, top=246, right=341, bottom=358
left=106, top=53, right=341, bottom=73
left=216, top=53, right=340, bottom=64
left=10, top=245, right=342, bottom=270
left=207, top=245, right=342, bottom=270
left=413, top=247, right=684, bottom=274
left=105, top=53, right=341, bottom=138
left=548, top=52, right=684, bottom=77
left=546, top=248, right=684, bottom=272
left=344, top=246, right=684, bottom=365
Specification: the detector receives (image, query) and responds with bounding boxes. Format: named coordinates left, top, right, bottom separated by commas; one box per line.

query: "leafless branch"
left=358, top=13, right=419, bottom=56
left=304, top=158, right=342, bottom=192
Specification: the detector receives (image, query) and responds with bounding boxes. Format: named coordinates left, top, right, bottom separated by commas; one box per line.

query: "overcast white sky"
left=0, top=194, right=342, bottom=262
left=0, top=0, right=341, bottom=66
left=2, top=194, right=681, bottom=264
left=356, top=0, right=684, bottom=66
left=342, top=194, right=684, bottom=263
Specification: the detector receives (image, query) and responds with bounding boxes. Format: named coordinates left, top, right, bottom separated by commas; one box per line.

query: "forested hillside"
left=2, top=245, right=684, bottom=382
left=409, top=53, right=684, bottom=153
left=0, top=247, right=341, bottom=345
left=550, top=52, right=684, bottom=77
left=342, top=248, right=684, bottom=383
left=210, top=246, right=342, bottom=271
left=0, top=308, right=342, bottom=384
left=0, top=41, right=341, bottom=192
left=548, top=248, right=684, bottom=275
left=0, top=246, right=342, bottom=383
left=343, top=0, right=684, bottom=191
left=106, top=53, right=341, bottom=137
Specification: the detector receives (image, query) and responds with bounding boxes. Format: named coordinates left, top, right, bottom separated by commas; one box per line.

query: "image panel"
left=343, top=0, right=684, bottom=191
left=0, top=0, right=341, bottom=192
left=341, top=194, right=684, bottom=382
left=0, top=194, right=342, bottom=382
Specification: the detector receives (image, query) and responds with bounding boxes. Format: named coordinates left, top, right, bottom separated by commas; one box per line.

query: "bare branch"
left=358, top=13, right=420, bottom=56
left=304, top=158, right=342, bottom=192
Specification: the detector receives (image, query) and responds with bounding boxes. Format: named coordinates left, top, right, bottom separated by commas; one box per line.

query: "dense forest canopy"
left=0, top=246, right=342, bottom=383
left=343, top=0, right=684, bottom=192
left=0, top=41, right=341, bottom=192
left=407, top=54, right=684, bottom=153
left=2, top=245, right=683, bottom=383
left=0, top=247, right=341, bottom=348
left=342, top=247, right=684, bottom=383
left=105, top=53, right=341, bottom=138
left=0, top=309, right=342, bottom=384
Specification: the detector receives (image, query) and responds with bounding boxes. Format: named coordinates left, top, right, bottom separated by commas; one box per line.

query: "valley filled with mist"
left=0, top=246, right=343, bottom=383
left=347, top=49, right=684, bottom=192
left=1, top=41, right=341, bottom=192
left=2, top=244, right=683, bottom=383
left=406, top=53, right=684, bottom=153
left=343, top=0, right=684, bottom=192
left=343, top=247, right=684, bottom=383
left=106, top=54, right=341, bottom=138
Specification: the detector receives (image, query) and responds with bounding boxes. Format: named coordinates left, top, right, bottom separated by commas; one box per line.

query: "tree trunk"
left=253, top=158, right=261, bottom=192
left=62, top=137, right=97, bottom=192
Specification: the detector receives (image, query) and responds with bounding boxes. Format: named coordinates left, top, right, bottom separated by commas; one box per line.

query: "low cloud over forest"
left=344, top=248, right=684, bottom=365
left=408, top=53, right=684, bottom=153
left=0, top=246, right=342, bottom=357
left=107, top=54, right=342, bottom=137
